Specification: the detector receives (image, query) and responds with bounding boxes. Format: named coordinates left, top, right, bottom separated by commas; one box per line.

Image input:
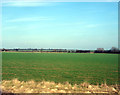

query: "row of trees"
left=94, top=47, right=120, bottom=54
left=1, top=47, right=120, bottom=54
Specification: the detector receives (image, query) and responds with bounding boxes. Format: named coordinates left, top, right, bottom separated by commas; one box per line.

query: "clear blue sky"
left=2, top=2, right=118, bottom=50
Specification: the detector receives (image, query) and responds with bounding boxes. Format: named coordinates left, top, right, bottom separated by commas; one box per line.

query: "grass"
left=2, top=78, right=119, bottom=93
left=2, top=52, right=118, bottom=85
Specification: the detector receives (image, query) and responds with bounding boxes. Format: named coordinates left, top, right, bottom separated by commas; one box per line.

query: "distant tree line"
left=0, top=47, right=120, bottom=54
left=94, top=47, right=120, bottom=54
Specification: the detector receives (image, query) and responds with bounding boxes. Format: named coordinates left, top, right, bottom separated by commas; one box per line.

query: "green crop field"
left=2, top=52, right=118, bottom=85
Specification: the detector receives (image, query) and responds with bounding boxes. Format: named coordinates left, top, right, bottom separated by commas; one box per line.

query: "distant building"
left=110, top=47, right=119, bottom=52
left=94, top=48, right=104, bottom=53
left=97, top=48, right=104, bottom=51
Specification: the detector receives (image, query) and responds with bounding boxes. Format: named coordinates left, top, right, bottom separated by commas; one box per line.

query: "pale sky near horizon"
left=1, top=1, right=118, bottom=50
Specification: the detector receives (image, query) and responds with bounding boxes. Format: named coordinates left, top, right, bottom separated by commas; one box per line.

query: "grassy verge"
left=1, top=79, right=120, bottom=94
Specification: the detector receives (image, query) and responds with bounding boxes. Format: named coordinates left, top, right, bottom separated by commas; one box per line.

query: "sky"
left=1, top=0, right=118, bottom=50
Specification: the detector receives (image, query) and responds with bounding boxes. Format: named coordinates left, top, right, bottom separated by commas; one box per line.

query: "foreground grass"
left=2, top=52, right=118, bottom=85
left=2, top=79, right=120, bottom=94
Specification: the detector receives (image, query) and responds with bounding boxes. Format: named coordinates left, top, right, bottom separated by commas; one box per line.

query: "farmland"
left=2, top=52, right=118, bottom=85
